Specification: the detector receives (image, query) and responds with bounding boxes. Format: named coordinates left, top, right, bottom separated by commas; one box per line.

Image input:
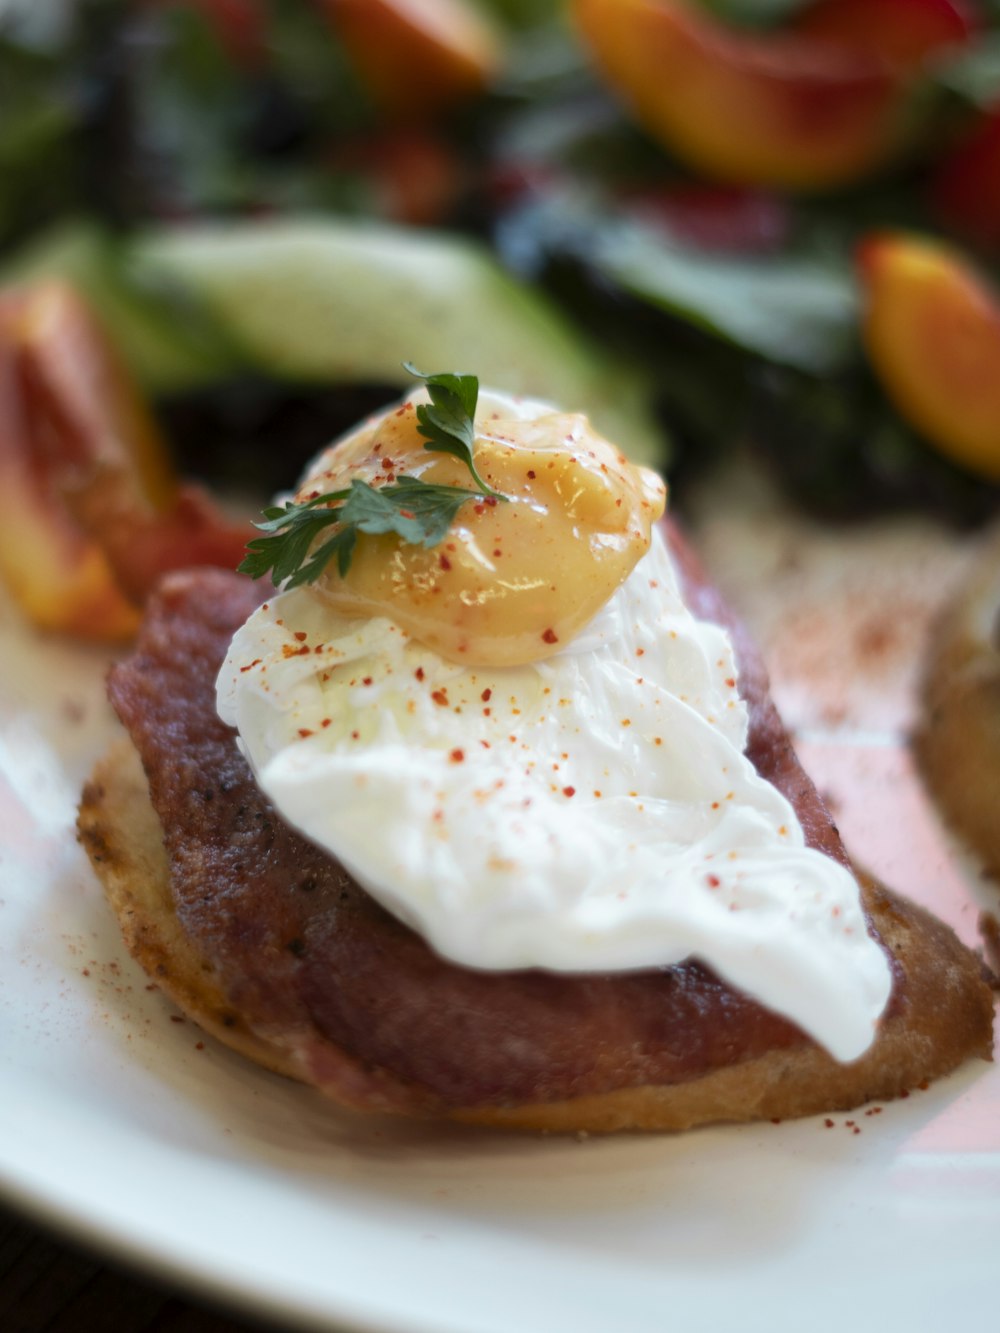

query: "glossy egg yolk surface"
left=296, top=396, right=666, bottom=666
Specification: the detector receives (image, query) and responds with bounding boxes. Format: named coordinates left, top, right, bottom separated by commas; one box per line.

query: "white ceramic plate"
left=1, top=492, right=997, bottom=1333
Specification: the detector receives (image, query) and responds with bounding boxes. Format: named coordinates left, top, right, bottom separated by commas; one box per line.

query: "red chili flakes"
left=439, top=554, right=452, bottom=571
left=351, top=730, right=360, bottom=740
left=493, top=549, right=502, bottom=558
left=362, top=676, right=373, bottom=686
left=321, top=718, right=332, bottom=728
left=654, top=737, right=662, bottom=746
left=239, top=658, right=262, bottom=673
left=415, top=666, right=425, bottom=681
left=450, top=748, right=465, bottom=763
left=294, top=631, right=308, bottom=642
left=725, top=677, right=736, bottom=688
left=381, top=457, right=394, bottom=471
left=621, top=718, right=631, bottom=727
left=282, top=644, right=311, bottom=658
left=706, top=874, right=720, bottom=888
left=298, top=728, right=314, bottom=738
left=824, top=1119, right=835, bottom=1128
left=481, top=688, right=492, bottom=702
left=527, top=469, right=536, bottom=479
left=563, top=786, right=576, bottom=798
left=542, top=628, right=559, bottom=644
left=431, top=689, right=449, bottom=706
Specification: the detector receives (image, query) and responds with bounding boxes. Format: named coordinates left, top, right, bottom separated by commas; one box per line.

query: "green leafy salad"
left=2, top=0, right=999, bottom=521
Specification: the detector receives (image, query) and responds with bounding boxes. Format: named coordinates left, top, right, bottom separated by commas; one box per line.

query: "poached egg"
left=217, top=388, right=891, bottom=1063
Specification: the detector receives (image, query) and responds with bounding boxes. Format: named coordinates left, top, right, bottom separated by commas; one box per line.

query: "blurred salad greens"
left=1, top=0, right=999, bottom=520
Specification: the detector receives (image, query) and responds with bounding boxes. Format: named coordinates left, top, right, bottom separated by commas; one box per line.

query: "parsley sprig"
left=403, top=363, right=505, bottom=500
left=238, top=367, right=506, bottom=588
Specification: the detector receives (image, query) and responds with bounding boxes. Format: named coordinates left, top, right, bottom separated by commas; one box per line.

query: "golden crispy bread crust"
left=79, top=741, right=994, bottom=1133
left=915, top=525, right=1000, bottom=878
left=79, top=741, right=301, bottom=1083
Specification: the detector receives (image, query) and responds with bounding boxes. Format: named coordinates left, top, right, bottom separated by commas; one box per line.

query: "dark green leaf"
left=693, top=0, right=814, bottom=29
left=238, top=470, right=491, bottom=586
left=595, top=223, right=858, bottom=374
left=289, top=524, right=357, bottom=588
left=508, top=191, right=859, bottom=375
left=404, top=364, right=507, bottom=499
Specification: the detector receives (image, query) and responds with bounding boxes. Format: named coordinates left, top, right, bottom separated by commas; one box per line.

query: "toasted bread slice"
left=916, top=525, right=1000, bottom=880
left=80, top=739, right=993, bottom=1133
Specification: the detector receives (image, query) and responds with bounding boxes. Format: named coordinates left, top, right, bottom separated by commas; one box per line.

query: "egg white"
left=218, top=528, right=890, bottom=1062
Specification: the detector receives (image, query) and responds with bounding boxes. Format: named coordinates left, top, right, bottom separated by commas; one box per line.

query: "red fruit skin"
left=930, top=105, right=1000, bottom=253
left=795, top=0, right=974, bottom=72
left=572, top=0, right=911, bottom=190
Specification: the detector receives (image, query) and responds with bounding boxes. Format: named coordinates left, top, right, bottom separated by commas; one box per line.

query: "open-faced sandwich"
left=78, top=370, right=994, bottom=1132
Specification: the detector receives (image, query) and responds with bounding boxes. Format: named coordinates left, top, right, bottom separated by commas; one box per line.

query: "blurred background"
left=1, top=0, right=998, bottom=543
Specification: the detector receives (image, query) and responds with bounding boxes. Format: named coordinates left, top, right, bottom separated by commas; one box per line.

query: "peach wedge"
left=572, top=0, right=914, bottom=189
left=0, top=281, right=252, bottom=638
left=0, top=288, right=147, bottom=638
left=320, top=0, right=501, bottom=120
left=859, top=233, right=1000, bottom=481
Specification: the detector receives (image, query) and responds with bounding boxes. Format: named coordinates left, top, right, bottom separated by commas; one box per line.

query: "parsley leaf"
left=238, top=366, right=509, bottom=588
left=238, top=488, right=351, bottom=587
left=404, top=362, right=506, bottom=500
left=340, top=474, right=480, bottom=547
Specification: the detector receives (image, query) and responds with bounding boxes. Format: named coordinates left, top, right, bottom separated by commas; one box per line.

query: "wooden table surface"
left=0, top=1203, right=283, bottom=1333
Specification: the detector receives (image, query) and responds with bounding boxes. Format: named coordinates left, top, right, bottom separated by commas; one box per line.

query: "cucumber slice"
left=129, top=219, right=665, bottom=464
left=1, top=222, right=237, bottom=392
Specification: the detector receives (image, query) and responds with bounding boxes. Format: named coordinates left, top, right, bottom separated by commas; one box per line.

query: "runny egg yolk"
left=296, top=397, right=666, bottom=666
